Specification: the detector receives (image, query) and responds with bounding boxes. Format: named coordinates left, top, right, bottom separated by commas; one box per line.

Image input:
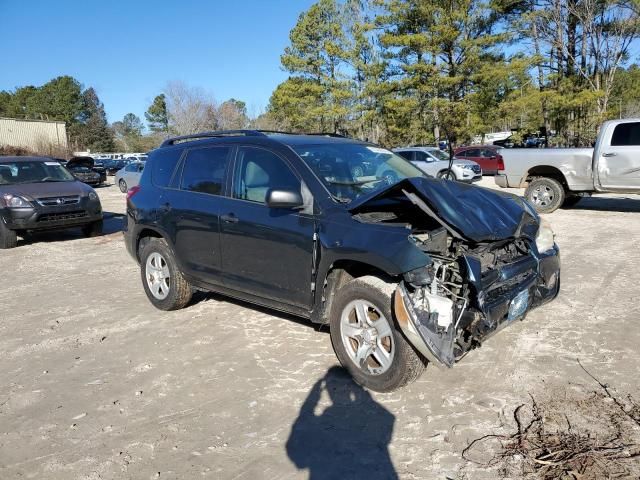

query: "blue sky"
left=0, top=0, right=316, bottom=124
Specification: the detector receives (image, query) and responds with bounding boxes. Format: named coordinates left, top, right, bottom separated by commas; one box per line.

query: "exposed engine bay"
left=351, top=183, right=560, bottom=367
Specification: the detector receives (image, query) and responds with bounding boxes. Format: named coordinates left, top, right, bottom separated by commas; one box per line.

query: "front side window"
left=292, top=143, right=424, bottom=203
left=233, top=147, right=300, bottom=204
left=428, top=149, right=450, bottom=162
left=180, top=147, right=230, bottom=195
left=396, top=151, right=413, bottom=161
left=611, top=122, right=640, bottom=146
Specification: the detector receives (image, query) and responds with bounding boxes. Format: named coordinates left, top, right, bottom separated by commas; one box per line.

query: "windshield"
left=0, top=160, right=76, bottom=185
left=429, top=149, right=450, bottom=162
left=292, top=143, right=425, bottom=202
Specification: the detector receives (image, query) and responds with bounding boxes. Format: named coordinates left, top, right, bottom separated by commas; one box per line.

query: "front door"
left=159, top=145, right=231, bottom=284
left=219, top=146, right=315, bottom=308
left=597, top=121, right=640, bottom=191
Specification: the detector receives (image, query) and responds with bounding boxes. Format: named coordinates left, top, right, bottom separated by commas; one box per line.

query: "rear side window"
left=151, top=148, right=181, bottom=187
left=396, top=151, right=413, bottom=161
left=462, top=148, right=481, bottom=157
left=611, top=122, right=640, bottom=146
left=180, top=146, right=230, bottom=195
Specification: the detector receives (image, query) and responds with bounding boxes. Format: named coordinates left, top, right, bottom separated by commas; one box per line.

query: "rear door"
left=218, top=146, right=315, bottom=308
left=159, top=145, right=231, bottom=284
left=480, top=148, right=500, bottom=174
left=597, top=121, right=640, bottom=191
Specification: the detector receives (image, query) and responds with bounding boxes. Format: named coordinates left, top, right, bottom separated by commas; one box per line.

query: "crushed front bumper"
left=395, top=245, right=560, bottom=368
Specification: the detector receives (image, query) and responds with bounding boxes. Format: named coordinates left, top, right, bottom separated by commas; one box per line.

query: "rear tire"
left=119, top=179, right=128, bottom=193
left=525, top=177, right=565, bottom=213
left=329, top=275, right=427, bottom=392
left=82, top=220, right=103, bottom=237
left=0, top=218, right=18, bottom=249
left=139, top=238, right=193, bottom=311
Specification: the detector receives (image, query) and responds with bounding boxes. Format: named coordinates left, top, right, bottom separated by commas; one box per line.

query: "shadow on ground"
left=286, top=366, right=398, bottom=480
left=563, top=196, right=640, bottom=213
left=16, top=211, right=125, bottom=247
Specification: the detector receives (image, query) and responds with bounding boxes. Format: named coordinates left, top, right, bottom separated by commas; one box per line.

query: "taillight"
left=126, top=185, right=141, bottom=200
left=496, top=154, right=505, bottom=171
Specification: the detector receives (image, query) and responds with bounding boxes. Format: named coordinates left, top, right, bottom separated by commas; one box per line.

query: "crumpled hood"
left=348, top=177, right=539, bottom=242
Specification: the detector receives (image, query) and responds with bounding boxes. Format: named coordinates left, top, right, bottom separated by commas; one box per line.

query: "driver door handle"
left=602, top=152, right=617, bottom=157
left=221, top=213, right=238, bottom=224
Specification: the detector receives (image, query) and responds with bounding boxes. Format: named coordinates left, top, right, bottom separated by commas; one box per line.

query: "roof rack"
left=160, top=130, right=267, bottom=147
left=160, top=129, right=351, bottom=147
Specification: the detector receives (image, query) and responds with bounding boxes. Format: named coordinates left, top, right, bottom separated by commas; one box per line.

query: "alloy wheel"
left=146, top=252, right=170, bottom=300
left=531, top=185, right=554, bottom=207
left=340, top=299, right=395, bottom=376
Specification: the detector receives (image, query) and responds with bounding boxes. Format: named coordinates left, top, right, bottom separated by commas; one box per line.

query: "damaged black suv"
left=124, top=131, right=560, bottom=392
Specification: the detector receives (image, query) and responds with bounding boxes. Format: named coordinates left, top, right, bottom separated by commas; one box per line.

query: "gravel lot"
left=1, top=177, right=639, bottom=479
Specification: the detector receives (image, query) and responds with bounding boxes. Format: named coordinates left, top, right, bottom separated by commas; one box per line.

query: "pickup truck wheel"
left=525, top=177, right=565, bottom=213
left=562, top=195, right=582, bottom=208
left=437, top=170, right=457, bottom=181
left=0, top=218, right=18, bottom=249
left=140, top=238, right=193, bottom=310
left=329, top=275, right=427, bottom=392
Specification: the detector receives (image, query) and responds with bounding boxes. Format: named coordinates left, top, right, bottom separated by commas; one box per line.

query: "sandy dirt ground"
left=1, top=176, right=639, bottom=479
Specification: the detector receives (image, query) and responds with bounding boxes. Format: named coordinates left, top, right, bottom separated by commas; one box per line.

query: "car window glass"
left=464, top=148, right=480, bottom=157
left=233, top=147, right=299, bottom=204
left=151, top=148, right=181, bottom=187
left=611, top=122, right=640, bottom=146
left=481, top=149, right=496, bottom=157
left=414, top=151, right=428, bottom=161
left=396, top=151, right=413, bottom=161
left=180, top=147, right=230, bottom=195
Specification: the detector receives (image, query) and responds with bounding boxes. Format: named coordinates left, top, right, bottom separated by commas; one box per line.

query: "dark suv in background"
left=0, top=156, right=103, bottom=248
left=124, top=130, right=560, bottom=392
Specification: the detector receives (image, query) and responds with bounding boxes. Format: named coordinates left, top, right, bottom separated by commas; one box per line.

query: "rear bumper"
left=494, top=174, right=509, bottom=188
left=395, top=245, right=560, bottom=368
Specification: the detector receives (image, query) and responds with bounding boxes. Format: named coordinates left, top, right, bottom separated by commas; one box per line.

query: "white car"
left=393, top=146, right=482, bottom=183
left=115, top=161, right=145, bottom=193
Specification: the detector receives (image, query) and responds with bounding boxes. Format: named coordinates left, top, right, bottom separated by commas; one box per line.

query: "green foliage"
left=70, top=88, right=115, bottom=152
left=145, top=94, right=169, bottom=133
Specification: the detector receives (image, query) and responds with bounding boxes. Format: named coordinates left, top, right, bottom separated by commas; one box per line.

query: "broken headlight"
left=535, top=218, right=555, bottom=253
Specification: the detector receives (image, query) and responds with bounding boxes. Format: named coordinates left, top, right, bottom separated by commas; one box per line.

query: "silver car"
left=115, top=161, right=145, bottom=193
left=393, top=147, right=482, bottom=182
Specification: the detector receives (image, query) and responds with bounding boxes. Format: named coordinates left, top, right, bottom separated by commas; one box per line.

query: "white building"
left=0, top=117, right=68, bottom=152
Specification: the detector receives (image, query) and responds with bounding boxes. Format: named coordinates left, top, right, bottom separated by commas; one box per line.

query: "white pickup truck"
left=495, top=119, right=640, bottom=213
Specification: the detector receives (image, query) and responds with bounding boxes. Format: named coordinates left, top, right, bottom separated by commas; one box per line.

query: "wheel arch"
left=311, top=259, right=399, bottom=325
left=135, top=227, right=168, bottom=263
left=523, top=165, right=568, bottom=190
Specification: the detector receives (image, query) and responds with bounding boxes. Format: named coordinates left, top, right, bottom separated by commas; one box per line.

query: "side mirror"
left=266, top=188, right=304, bottom=209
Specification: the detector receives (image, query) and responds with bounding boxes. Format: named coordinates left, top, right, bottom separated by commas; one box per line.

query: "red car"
left=454, top=146, right=504, bottom=175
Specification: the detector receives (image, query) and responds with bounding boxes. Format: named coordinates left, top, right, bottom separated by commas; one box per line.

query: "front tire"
left=0, top=218, right=18, bottom=249
left=139, top=238, right=193, bottom=311
left=119, top=179, right=128, bottom=193
left=437, top=170, right=457, bottom=181
left=525, top=177, right=565, bottom=213
left=329, top=275, right=427, bottom=392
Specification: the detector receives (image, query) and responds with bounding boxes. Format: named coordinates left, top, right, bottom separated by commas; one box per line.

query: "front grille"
left=471, top=164, right=481, bottom=174
left=36, top=195, right=80, bottom=207
left=37, top=211, right=88, bottom=222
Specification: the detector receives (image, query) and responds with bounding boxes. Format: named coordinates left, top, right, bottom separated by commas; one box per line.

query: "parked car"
left=0, top=156, right=103, bottom=248
left=495, top=119, right=640, bottom=213
left=123, top=130, right=560, bottom=392
left=102, top=159, right=128, bottom=175
left=115, top=161, right=145, bottom=193
left=454, top=145, right=505, bottom=175
left=393, top=147, right=482, bottom=182
left=63, top=156, right=106, bottom=185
